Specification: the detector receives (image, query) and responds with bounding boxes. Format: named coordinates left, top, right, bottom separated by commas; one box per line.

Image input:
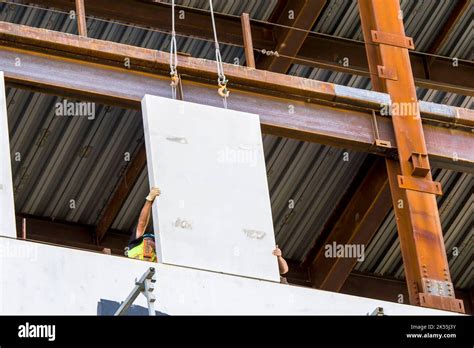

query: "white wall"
left=142, top=95, right=279, bottom=282
left=0, top=237, right=457, bottom=315
left=0, top=72, right=16, bottom=238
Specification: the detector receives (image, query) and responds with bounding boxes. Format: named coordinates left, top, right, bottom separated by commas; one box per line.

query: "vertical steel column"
left=241, top=13, right=256, bottom=68
left=357, top=0, right=464, bottom=313
left=75, top=0, right=88, bottom=37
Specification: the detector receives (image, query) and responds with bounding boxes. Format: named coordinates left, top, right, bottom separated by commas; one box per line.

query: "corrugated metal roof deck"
left=1, top=1, right=472, bottom=289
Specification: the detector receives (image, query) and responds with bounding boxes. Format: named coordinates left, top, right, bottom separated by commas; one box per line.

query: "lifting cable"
left=209, top=0, right=229, bottom=108
left=169, top=0, right=179, bottom=99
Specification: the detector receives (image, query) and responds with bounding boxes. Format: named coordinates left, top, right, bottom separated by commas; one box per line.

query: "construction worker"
left=273, top=245, right=289, bottom=284
left=126, top=187, right=161, bottom=262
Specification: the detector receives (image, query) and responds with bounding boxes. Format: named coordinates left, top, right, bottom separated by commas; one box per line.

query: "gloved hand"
left=146, top=187, right=161, bottom=202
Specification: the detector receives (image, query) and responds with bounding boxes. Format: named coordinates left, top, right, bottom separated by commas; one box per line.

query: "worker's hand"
left=272, top=245, right=282, bottom=257
left=146, top=187, right=161, bottom=202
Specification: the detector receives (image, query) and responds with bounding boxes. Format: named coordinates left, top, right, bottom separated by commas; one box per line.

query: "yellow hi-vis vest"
left=127, top=238, right=157, bottom=262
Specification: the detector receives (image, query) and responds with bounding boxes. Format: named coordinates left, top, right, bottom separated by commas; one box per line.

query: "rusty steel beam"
left=302, top=155, right=380, bottom=269
left=427, top=0, right=469, bottom=55
left=297, top=35, right=474, bottom=96
left=0, top=50, right=471, bottom=175
left=95, top=144, right=146, bottom=242
left=0, top=22, right=336, bottom=102
left=287, top=259, right=473, bottom=314
left=257, top=0, right=326, bottom=73
left=0, top=24, right=472, bottom=173
left=240, top=13, right=255, bottom=68
left=74, top=0, right=87, bottom=37
left=307, top=156, right=392, bottom=291
left=267, top=0, right=288, bottom=23
left=358, top=0, right=464, bottom=313
left=9, top=0, right=474, bottom=95
left=0, top=21, right=472, bottom=128
left=16, top=214, right=128, bottom=255
left=425, top=0, right=470, bottom=77
left=14, top=0, right=274, bottom=48
left=340, top=272, right=472, bottom=315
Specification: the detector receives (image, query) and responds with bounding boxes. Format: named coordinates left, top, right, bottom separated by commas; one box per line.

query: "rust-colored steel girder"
left=240, top=13, right=256, bottom=69
left=16, top=214, right=128, bottom=255
left=9, top=0, right=474, bottom=95
left=74, top=0, right=87, bottom=37
left=289, top=257, right=473, bottom=314
left=0, top=22, right=472, bottom=174
left=341, top=272, right=473, bottom=315
left=257, top=0, right=327, bottom=73
left=427, top=0, right=470, bottom=56
left=308, top=156, right=392, bottom=291
left=95, top=145, right=146, bottom=243
left=358, top=0, right=465, bottom=313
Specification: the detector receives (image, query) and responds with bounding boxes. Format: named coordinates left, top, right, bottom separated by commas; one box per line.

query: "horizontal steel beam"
left=257, top=0, right=327, bottom=73
left=308, top=157, right=392, bottom=291
left=11, top=0, right=474, bottom=95
left=15, top=214, right=128, bottom=254
left=0, top=22, right=471, bottom=126
left=0, top=23, right=472, bottom=173
left=298, top=35, right=474, bottom=96
left=285, top=260, right=472, bottom=314
left=341, top=272, right=472, bottom=314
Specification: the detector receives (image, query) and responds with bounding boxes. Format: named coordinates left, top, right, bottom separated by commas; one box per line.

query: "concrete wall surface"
left=0, top=72, right=16, bottom=238
left=0, top=237, right=457, bottom=315
left=142, top=95, right=279, bottom=281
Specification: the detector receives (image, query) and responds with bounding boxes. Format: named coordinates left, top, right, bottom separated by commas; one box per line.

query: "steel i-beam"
left=358, top=0, right=464, bottom=313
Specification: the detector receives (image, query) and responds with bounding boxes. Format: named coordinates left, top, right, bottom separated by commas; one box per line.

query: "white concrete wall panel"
left=0, top=72, right=16, bottom=238
left=141, top=95, right=279, bottom=281
left=0, top=238, right=456, bottom=315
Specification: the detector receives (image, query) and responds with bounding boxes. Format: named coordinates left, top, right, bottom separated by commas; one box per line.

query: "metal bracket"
left=418, top=293, right=465, bottom=314
left=375, top=139, right=392, bottom=148
left=377, top=65, right=398, bottom=80
left=397, top=175, right=442, bottom=195
left=371, top=110, right=392, bottom=149
left=422, top=278, right=454, bottom=297
left=371, top=30, right=415, bottom=49
left=410, top=152, right=430, bottom=177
